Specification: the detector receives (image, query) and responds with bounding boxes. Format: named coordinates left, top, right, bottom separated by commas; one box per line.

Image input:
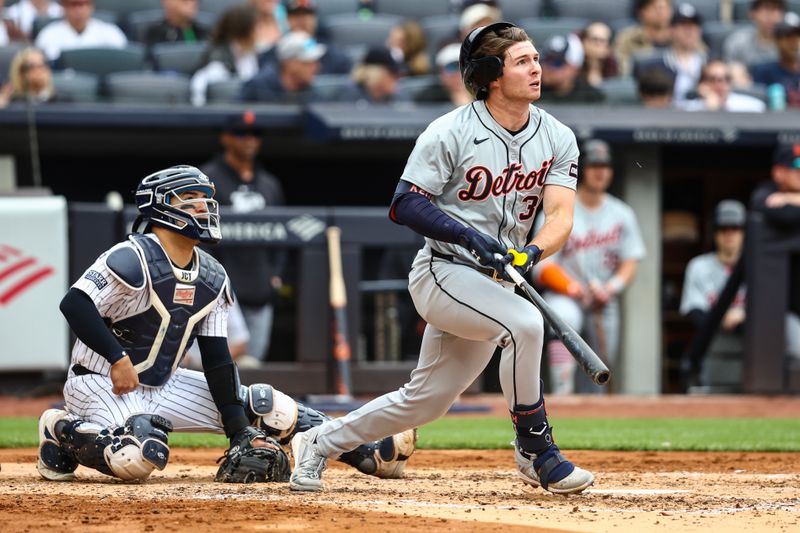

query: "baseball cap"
left=582, top=139, right=613, bottom=166
left=286, top=0, right=317, bottom=15
left=671, top=3, right=703, bottom=26
left=459, top=3, right=501, bottom=32
left=774, top=12, right=800, bottom=38
left=362, top=46, right=402, bottom=74
left=276, top=31, right=326, bottom=63
left=435, top=43, right=461, bottom=70
left=222, top=110, right=263, bottom=136
left=773, top=142, right=800, bottom=168
left=714, top=200, right=747, bottom=228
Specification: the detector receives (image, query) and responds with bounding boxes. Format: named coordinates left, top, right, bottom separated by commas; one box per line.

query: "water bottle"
left=767, top=83, right=787, bottom=111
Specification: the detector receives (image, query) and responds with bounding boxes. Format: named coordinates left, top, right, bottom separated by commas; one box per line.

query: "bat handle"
left=493, top=253, right=526, bottom=286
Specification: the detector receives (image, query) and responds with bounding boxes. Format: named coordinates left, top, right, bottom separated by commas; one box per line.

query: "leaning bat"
left=326, top=226, right=354, bottom=398
left=497, top=255, right=610, bottom=385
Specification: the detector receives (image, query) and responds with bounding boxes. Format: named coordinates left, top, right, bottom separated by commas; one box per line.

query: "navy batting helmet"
left=459, top=21, right=515, bottom=99
left=134, top=165, right=221, bottom=244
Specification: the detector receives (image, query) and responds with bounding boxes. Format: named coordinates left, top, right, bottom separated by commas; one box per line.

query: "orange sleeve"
left=537, top=263, right=581, bottom=296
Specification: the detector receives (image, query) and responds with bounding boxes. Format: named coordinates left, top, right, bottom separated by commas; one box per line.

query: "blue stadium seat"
left=599, top=76, right=639, bottom=105
left=323, top=13, right=402, bottom=48
left=197, top=0, right=242, bottom=18
left=59, top=45, right=147, bottom=76
left=377, top=0, right=452, bottom=19
left=94, top=0, right=162, bottom=22
left=689, top=0, right=723, bottom=22
left=550, top=0, right=634, bottom=25
left=421, top=15, right=460, bottom=61
left=106, top=71, right=191, bottom=105
left=315, top=0, right=360, bottom=20
left=702, top=21, right=750, bottom=59
left=51, top=71, right=100, bottom=102
left=518, top=17, right=589, bottom=47
left=397, top=74, right=440, bottom=101
left=501, top=0, right=546, bottom=24
left=206, top=79, right=243, bottom=104
left=311, top=73, right=353, bottom=101
left=0, top=43, right=26, bottom=85
left=152, top=42, right=207, bottom=75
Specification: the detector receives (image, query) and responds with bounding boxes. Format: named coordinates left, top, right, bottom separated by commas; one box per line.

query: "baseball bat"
left=497, top=256, right=611, bottom=385
left=326, top=226, right=354, bottom=398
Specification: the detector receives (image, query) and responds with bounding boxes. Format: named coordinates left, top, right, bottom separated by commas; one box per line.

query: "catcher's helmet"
left=134, top=165, right=222, bottom=244
left=459, top=21, right=515, bottom=99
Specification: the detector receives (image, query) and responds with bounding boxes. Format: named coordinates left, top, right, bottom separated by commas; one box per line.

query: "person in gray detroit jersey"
left=37, top=165, right=415, bottom=484
left=289, top=22, right=593, bottom=495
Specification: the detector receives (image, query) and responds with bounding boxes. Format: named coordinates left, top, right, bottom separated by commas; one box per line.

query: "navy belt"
left=71, top=364, right=100, bottom=376
left=430, top=249, right=500, bottom=279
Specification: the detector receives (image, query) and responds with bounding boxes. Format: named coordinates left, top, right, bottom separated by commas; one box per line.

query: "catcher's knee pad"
left=339, top=428, right=417, bottom=479
left=104, top=414, right=172, bottom=481
left=244, top=384, right=330, bottom=444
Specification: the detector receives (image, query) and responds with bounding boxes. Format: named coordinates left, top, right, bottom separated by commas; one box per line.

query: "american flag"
left=0, top=244, right=54, bottom=306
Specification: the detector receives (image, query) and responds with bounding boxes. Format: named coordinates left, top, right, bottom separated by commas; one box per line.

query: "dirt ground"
left=1, top=394, right=799, bottom=532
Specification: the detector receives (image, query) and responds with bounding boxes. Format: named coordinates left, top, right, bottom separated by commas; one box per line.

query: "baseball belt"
left=430, top=249, right=501, bottom=280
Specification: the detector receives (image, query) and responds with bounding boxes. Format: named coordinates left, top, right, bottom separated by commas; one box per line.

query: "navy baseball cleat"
left=289, top=427, right=327, bottom=491
left=514, top=440, right=593, bottom=495
left=37, top=409, right=78, bottom=481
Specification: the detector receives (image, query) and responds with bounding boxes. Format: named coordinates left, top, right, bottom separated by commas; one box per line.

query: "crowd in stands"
left=0, top=0, right=798, bottom=110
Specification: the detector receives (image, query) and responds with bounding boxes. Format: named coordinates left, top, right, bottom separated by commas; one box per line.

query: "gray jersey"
left=680, top=252, right=746, bottom=315
left=400, top=100, right=579, bottom=260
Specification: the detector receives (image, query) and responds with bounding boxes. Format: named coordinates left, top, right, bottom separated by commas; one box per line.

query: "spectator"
left=635, top=3, right=707, bottom=104
left=35, top=0, right=127, bottom=62
left=144, top=0, right=210, bottom=51
left=579, top=21, right=619, bottom=89
left=200, top=110, right=286, bottom=363
left=535, top=139, right=645, bottom=394
left=458, top=0, right=501, bottom=40
left=723, top=0, right=785, bottom=84
left=614, top=0, right=674, bottom=76
left=539, top=32, right=605, bottom=103
left=0, top=0, right=8, bottom=46
left=4, top=0, right=62, bottom=40
left=0, top=46, right=57, bottom=107
left=680, top=59, right=766, bottom=111
left=636, top=64, right=675, bottom=107
left=240, top=30, right=325, bottom=103
left=413, top=42, right=472, bottom=105
left=190, top=5, right=258, bottom=106
left=750, top=12, right=800, bottom=108
left=338, top=45, right=401, bottom=104
left=249, top=0, right=287, bottom=53
left=386, top=19, right=430, bottom=76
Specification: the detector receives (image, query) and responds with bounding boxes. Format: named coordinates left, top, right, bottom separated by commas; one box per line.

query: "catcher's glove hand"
left=214, top=426, right=291, bottom=483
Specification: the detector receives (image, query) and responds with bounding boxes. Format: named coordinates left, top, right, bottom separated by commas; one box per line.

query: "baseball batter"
left=535, top=139, right=645, bottom=395
left=37, top=165, right=414, bottom=483
left=289, top=22, right=593, bottom=494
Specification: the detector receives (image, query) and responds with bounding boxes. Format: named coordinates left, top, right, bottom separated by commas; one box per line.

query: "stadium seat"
left=599, top=76, right=640, bottom=105
left=702, top=21, right=749, bottom=59
left=315, top=0, right=360, bottom=19
left=518, top=17, right=589, bottom=47
left=610, top=17, right=637, bottom=34
left=198, top=0, right=242, bottom=18
left=152, top=42, right=207, bottom=75
left=106, top=71, right=191, bottom=104
left=733, top=0, right=800, bottom=21
left=311, top=73, right=353, bottom=101
left=94, top=0, right=161, bottom=22
left=396, top=74, right=440, bottom=101
left=59, top=45, right=147, bottom=76
left=125, top=9, right=163, bottom=42
left=688, top=0, right=723, bottom=22
left=421, top=15, right=460, bottom=61
left=377, top=0, right=452, bottom=19
left=550, top=0, right=634, bottom=26
left=500, top=0, right=546, bottom=24
left=206, top=79, right=243, bottom=104
left=0, top=43, right=26, bottom=85
left=323, top=13, right=402, bottom=48
left=51, top=71, right=100, bottom=102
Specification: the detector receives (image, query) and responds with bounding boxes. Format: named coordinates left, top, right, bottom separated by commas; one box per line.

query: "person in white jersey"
left=37, top=165, right=414, bottom=483
left=535, top=139, right=646, bottom=395
left=289, top=21, right=594, bottom=495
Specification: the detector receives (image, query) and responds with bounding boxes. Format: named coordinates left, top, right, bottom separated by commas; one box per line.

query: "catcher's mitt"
left=214, top=426, right=291, bottom=483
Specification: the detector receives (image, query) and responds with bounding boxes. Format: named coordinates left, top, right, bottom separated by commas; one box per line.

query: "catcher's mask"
left=134, top=165, right=222, bottom=244
left=459, top=21, right=515, bottom=100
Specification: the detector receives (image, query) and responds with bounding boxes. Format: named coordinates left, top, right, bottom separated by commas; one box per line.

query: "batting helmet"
left=134, top=165, right=222, bottom=244
left=459, top=21, right=515, bottom=99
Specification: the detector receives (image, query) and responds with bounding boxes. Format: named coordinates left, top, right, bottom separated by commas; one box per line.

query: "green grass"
left=4, top=416, right=800, bottom=452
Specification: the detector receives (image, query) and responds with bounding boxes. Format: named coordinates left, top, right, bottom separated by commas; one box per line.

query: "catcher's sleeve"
left=199, top=336, right=249, bottom=438
left=59, top=288, right=128, bottom=364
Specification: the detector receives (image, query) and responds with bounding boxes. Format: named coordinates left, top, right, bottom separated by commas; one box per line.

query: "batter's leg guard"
left=243, top=384, right=330, bottom=444
left=58, top=414, right=173, bottom=481
left=37, top=409, right=78, bottom=481
left=512, top=384, right=593, bottom=494
left=338, top=428, right=418, bottom=479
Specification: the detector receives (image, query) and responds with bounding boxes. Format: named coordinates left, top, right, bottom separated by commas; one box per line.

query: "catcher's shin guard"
left=338, top=428, right=417, bottom=478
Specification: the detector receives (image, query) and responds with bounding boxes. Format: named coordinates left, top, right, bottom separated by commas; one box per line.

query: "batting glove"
left=506, top=245, right=543, bottom=277
left=458, top=228, right=507, bottom=269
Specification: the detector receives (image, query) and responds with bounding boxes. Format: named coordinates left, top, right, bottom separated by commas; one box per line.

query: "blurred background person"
left=458, top=0, right=501, bottom=40
left=35, top=0, right=127, bottom=62
left=0, top=0, right=8, bottom=46
left=144, top=0, right=210, bottom=51
left=680, top=59, right=766, bottom=111
left=539, top=31, right=605, bottom=103
left=615, top=0, right=674, bottom=76
left=250, top=0, right=287, bottom=53
left=339, top=45, right=401, bottom=104
left=412, top=42, right=472, bottom=105
left=386, top=19, right=430, bottom=77
left=240, top=30, right=324, bottom=103
left=1, top=47, right=57, bottom=106
left=580, top=21, right=619, bottom=89
left=636, top=64, right=676, bottom=107
left=723, top=0, right=786, bottom=87
left=190, top=4, right=258, bottom=106
left=4, top=0, right=62, bottom=41
left=750, top=12, right=800, bottom=108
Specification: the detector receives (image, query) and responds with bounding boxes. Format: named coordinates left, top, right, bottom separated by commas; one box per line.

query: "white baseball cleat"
left=37, top=408, right=78, bottom=481
left=289, top=427, right=327, bottom=492
left=514, top=441, right=593, bottom=495
left=373, top=428, right=417, bottom=479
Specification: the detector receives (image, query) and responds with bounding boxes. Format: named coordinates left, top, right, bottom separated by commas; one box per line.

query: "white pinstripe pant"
left=63, top=368, right=224, bottom=432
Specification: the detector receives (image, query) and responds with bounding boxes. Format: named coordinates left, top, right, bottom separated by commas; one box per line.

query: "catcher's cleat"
left=37, top=409, right=78, bottom=481
left=372, top=428, right=417, bottom=479
left=514, top=440, right=593, bottom=495
left=289, top=427, right=327, bottom=492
